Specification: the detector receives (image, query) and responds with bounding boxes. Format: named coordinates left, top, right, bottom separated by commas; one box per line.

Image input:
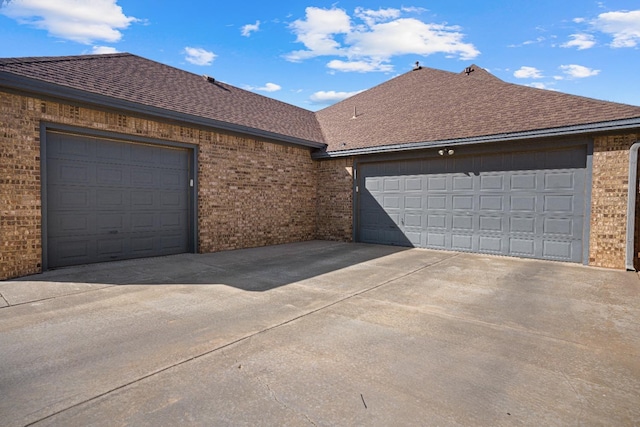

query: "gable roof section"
left=0, top=53, right=325, bottom=147
left=315, top=65, right=640, bottom=154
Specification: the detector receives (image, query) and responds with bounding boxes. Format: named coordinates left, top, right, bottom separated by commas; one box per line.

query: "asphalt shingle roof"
left=315, top=65, right=640, bottom=152
left=2, top=54, right=640, bottom=154
left=0, top=53, right=325, bottom=145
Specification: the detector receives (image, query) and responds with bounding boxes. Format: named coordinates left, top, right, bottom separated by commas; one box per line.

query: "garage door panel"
left=479, top=216, right=503, bottom=232
left=48, top=238, right=91, bottom=265
left=96, top=139, right=126, bottom=161
left=428, top=214, right=447, bottom=228
left=453, top=175, right=473, bottom=190
left=511, top=173, right=536, bottom=190
left=452, top=195, right=473, bottom=210
left=51, top=187, right=92, bottom=210
left=480, top=175, right=504, bottom=190
left=452, top=215, right=473, bottom=231
left=511, top=195, right=536, bottom=212
left=358, top=145, right=586, bottom=262
left=479, top=235, right=503, bottom=252
left=543, top=195, right=574, bottom=213
left=48, top=133, right=92, bottom=160
left=96, top=166, right=126, bottom=186
left=510, top=238, right=536, bottom=256
left=427, top=195, right=446, bottom=209
left=543, top=240, right=573, bottom=259
left=46, top=132, right=190, bottom=268
left=427, top=232, right=446, bottom=248
left=131, top=212, right=155, bottom=230
left=479, top=195, right=504, bottom=211
left=405, top=178, right=422, bottom=191
left=427, top=176, right=447, bottom=191
left=131, top=168, right=156, bottom=187
left=96, top=212, right=126, bottom=232
left=510, top=216, right=536, bottom=233
left=452, top=234, right=473, bottom=251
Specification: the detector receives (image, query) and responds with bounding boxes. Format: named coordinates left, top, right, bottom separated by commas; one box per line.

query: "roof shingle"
left=315, top=65, right=640, bottom=152
left=2, top=54, right=639, bottom=154
left=0, top=53, right=325, bottom=145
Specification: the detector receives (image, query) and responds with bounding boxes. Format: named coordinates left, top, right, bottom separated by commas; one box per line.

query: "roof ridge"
left=0, top=53, right=132, bottom=66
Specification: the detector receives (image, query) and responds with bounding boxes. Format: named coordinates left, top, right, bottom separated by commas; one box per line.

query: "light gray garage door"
left=46, top=132, right=191, bottom=268
left=358, top=146, right=587, bottom=262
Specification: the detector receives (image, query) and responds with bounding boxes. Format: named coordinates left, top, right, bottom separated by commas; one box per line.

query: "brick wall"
left=315, top=158, right=353, bottom=241
left=0, top=90, right=317, bottom=280
left=590, top=133, right=638, bottom=269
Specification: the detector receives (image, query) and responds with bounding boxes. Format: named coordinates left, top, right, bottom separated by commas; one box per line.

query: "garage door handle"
left=109, top=230, right=118, bottom=234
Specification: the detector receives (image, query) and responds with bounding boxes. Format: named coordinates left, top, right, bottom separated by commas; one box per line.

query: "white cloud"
left=309, top=90, right=363, bottom=104
left=561, top=33, right=596, bottom=49
left=246, top=82, right=282, bottom=92
left=573, top=17, right=586, bottom=23
left=327, top=59, right=393, bottom=72
left=91, top=45, right=118, bottom=54
left=527, top=82, right=549, bottom=89
left=286, top=6, right=479, bottom=71
left=401, top=6, right=427, bottom=14
left=559, top=64, right=600, bottom=78
left=287, top=7, right=351, bottom=61
left=241, top=20, right=260, bottom=37
left=592, top=10, right=640, bottom=47
left=183, top=47, right=216, bottom=66
left=514, top=66, right=543, bottom=79
left=0, top=0, right=137, bottom=44
left=354, top=7, right=401, bottom=27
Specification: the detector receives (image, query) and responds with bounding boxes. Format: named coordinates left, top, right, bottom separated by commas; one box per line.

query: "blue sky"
left=1, top=1, right=639, bottom=111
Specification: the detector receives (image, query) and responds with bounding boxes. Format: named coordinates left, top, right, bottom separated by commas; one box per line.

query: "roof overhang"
left=0, top=72, right=327, bottom=150
left=312, top=117, right=640, bottom=159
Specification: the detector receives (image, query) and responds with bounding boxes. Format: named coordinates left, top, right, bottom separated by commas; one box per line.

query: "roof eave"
left=0, top=72, right=327, bottom=150
left=312, top=118, right=640, bottom=159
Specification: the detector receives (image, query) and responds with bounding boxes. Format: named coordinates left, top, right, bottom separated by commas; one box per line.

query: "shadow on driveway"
left=6, top=240, right=414, bottom=292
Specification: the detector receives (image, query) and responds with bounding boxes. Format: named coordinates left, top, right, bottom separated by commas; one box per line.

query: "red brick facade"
left=315, top=158, right=353, bottom=242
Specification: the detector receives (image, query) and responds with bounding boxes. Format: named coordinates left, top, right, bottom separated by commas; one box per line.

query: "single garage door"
left=358, top=145, right=587, bottom=262
left=46, top=132, right=191, bottom=268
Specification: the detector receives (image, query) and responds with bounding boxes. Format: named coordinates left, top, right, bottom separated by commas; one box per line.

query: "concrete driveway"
left=1, top=241, right=639, bottom=426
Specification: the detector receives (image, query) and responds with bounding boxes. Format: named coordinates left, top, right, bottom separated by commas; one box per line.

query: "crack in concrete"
left=220, top=349, right=318, bottom=426
left=560, top=369, right=591, bottom=420
left=260, top=378, right=317, bottom=426
left=24, top=252, right=460, bottom=426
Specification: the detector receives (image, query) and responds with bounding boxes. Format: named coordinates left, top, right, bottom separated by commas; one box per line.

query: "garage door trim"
left=353, top=138, right=593, bottom=264
left=40, top=122, right=199, bottom=270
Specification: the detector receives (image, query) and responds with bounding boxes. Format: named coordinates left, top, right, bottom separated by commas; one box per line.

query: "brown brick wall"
left=590, top=133, right=638, bottom=269
left=315, top=158, right=353, bottom=241
left=0, top=90, right=316, bottom=280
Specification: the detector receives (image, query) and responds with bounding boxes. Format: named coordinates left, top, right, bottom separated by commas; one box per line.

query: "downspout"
left=626, top=141, right=640, bottom=271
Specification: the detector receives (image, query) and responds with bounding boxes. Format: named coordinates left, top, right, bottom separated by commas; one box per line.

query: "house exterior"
left=1, top=53, right=639, bottom=280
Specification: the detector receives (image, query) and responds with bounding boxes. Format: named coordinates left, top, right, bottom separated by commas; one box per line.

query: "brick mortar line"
left=25, top=252, right=461, bottom=426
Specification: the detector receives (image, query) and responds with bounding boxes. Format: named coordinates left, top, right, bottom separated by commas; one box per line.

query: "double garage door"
left=46, top=132, right=192, bottom=268
left=358, top=145, right=588, bottom=263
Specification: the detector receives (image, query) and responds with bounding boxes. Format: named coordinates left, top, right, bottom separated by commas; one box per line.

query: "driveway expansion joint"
left=0, top=291, right=10, bottom=307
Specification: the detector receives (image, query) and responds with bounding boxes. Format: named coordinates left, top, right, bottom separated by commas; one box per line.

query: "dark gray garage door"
left=358, top=145, right=587, bottom=262
left=46, top=132, right=191, bottom=268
